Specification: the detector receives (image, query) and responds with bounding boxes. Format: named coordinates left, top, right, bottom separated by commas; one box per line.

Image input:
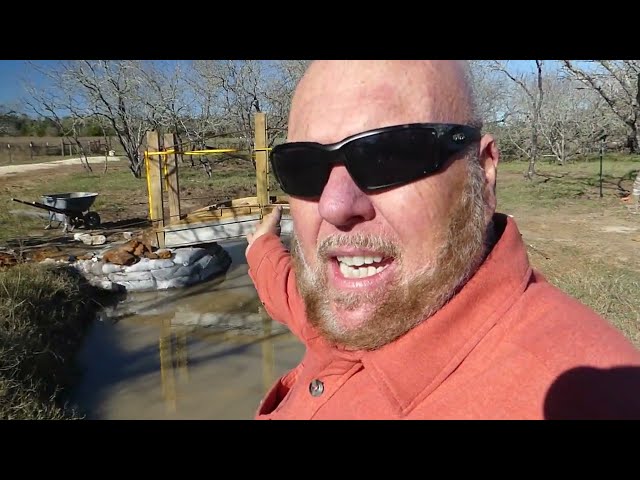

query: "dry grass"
left=530, top=246, right=640, bottom=348
left=0, top=263, right=105, bottom=419
left=498, top=157, right=640, bottom=347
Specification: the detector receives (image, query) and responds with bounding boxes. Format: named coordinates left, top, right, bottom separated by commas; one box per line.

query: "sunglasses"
left=269, top=123, right=482, bottom=198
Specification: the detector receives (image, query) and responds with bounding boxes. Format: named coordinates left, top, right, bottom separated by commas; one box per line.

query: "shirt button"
left=309, top=379, right=324, bottom=397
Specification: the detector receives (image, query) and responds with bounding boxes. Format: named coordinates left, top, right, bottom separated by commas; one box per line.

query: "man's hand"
left=246, top=205, right=283, bottom=255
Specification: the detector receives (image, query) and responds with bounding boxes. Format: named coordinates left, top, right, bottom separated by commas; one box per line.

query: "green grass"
left=178, top=158, right=284, bottom=200
left=0, top=167, right=148, bottom=242
left=0, top=263, right=105, bottom=419
left=497, top=158, right=639, bottom=212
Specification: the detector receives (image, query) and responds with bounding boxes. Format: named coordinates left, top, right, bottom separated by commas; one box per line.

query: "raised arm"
left=246, top=207, right=307, bottom=337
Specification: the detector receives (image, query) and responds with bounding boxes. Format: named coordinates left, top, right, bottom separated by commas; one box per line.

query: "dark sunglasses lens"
left=271, top=146, right=329, bottom=197
left=344, top=128, right=440, bottom=190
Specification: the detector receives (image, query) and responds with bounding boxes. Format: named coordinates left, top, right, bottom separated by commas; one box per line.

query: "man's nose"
left=318, top=166, right=375, bottom=228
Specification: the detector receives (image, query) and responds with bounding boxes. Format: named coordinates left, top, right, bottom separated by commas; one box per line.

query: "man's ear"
left=478, top=134, right=500, bottom=218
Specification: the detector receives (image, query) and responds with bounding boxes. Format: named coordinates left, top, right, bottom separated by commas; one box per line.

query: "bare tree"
left=22, top=71, right=94, bottom=173
left=25, top=61, right=160, bottom=178
left=563, top=61, right=640, bottom=207
left=562, top=61, right=640, bottom=153
left=538, top=74, right=619, bottom=164
left=491, top=60, right=545, bottom=179
left=265, top=60, right=311, bottom=143
left=187, top=60, right=308, bottom=172
left=468, top=60, right=510, bottom=129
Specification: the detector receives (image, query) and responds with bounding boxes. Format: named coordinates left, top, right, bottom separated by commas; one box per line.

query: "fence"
left=0, top=136, right=119, bottom=163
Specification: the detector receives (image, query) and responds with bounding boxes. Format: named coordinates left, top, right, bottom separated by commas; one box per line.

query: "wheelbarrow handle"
left=11, top=198, right=71, bottom=216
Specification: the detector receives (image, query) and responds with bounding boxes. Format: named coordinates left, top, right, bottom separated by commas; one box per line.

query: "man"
left=246, top=60, right=640, bottom=419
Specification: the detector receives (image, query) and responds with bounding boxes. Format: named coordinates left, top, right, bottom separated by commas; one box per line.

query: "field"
left=1, top=154, right=639, bottom=347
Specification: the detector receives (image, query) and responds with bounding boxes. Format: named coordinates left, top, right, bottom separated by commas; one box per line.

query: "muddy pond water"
left=69, top=238, right=306, bottom=420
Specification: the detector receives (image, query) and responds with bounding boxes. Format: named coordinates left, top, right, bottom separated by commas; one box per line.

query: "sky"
left=0, top=60, right=55, bottom=107
left=0, top=60, right=547, bottom=110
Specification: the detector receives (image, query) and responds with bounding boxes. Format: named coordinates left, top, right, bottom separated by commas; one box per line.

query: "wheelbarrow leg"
left=44, top=211, right=56, bottom=230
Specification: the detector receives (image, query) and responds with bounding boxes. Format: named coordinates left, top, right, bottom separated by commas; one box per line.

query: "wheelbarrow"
left=11, top=192, right=101, bottom=233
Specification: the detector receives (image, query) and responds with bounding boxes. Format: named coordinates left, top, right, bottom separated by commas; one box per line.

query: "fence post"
left=146, top=130, right=165, bottom=248
left=254, top=112, right=269, bottom=210
left=164, top=132, right=181, bottom=225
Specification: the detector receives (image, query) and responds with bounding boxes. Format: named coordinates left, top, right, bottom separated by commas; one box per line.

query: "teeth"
left=337, top=255, right=385, bottom=266
left=338, top=262, right=389, bottom=279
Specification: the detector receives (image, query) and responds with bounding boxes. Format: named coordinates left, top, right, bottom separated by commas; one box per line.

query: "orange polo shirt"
left=247, top=214, right=640, bottom=419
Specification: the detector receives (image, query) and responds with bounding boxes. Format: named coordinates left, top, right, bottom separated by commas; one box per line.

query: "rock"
left=73, top=232, right=87, bottom=241
left=145, top=252, right=159, bottom=259
left=121, top=240, right=139, bottom=254
left=133, top=242, right=146, bottom=257
left=123, top=232, right=134, bottom=240
left=157, top=249, right=172, bottom=259
left=102, top=250, right=137, bottom=266
left=74, top=232, right=106, bottom=246
left=83, top=234, right=106, bottom=246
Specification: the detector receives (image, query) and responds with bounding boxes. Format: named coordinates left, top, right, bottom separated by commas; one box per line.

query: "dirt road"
left=0, top=156, right=123, bottom=175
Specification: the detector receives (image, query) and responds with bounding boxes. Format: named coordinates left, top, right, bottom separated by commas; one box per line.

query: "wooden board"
left=163, top=214, right=293, bottom=248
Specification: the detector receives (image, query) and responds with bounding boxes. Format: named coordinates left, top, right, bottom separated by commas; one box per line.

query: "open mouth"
left=335, top=255, right=394, bottom=279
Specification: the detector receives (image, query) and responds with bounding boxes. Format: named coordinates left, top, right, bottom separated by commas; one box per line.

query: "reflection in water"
left=71, top=238, right=305, bottom=419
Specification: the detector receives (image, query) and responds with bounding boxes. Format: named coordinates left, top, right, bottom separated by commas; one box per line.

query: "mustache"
left=316, top=233, right=401, bottom=261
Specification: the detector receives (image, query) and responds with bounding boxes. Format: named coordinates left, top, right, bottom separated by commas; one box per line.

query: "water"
left=70, top=238, right=306, bottom=420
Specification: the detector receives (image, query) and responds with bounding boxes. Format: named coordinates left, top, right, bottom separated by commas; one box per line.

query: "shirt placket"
left=300, top=359, right=364, bottom=419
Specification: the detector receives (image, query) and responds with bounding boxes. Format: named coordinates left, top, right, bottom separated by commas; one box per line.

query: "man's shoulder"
left=506, top=271, right=640, bottom=366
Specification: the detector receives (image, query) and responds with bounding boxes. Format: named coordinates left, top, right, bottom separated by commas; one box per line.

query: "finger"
left=263, top=206, right=282, bottom=229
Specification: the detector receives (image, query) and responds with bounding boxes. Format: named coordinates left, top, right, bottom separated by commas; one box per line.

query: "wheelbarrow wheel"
left=84, top=211, right=101, bottom=229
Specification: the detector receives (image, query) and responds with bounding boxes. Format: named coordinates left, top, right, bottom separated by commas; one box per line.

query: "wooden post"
left=61, top=138, right=64, bottom=157
left=164, top=133, right=181, bottom=225
left=254, top=112, right=269, bottom=209
left=146, top=130, right=165, bottom=248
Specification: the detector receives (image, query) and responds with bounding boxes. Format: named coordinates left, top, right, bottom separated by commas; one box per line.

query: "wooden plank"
left=165, top=213, right=262, bottom=232
left=146, top=131, right=165, bottom=247
left=164, top=133, right=181, bottom=225
left=164, top=205, right=291, bottom=230
left=254, top=112, right=269, bottom=208
left=163, top=217, right=294, bottom=248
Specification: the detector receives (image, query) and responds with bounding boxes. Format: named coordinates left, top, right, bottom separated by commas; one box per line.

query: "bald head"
left=288, top=60, right=481, bottom=144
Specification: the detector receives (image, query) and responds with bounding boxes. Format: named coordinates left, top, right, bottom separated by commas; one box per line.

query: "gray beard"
left=290, top=158, right=494, bottom=351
